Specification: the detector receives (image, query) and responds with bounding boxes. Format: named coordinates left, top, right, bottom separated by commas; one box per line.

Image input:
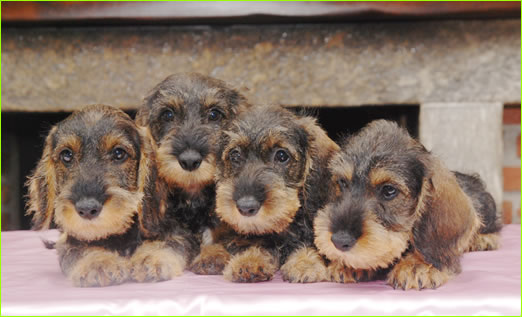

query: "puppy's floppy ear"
left=295, top=116, right=340, bottom=210
left=136, top=126, right=167, bottom=237
left=295, top=116, right=340, bottom=162
left=26, top=126, right=58, bottom=230
left=413, top=156, right=481, bottom=271
left=135, top=88, right=162, bottom=126
left=230, top=88, right=252, bottom=114
left=135, top=101, right=152, bottom=127
left=135, top=107, right=149, bottom=127
left=215, top=130, right=234, bottom=179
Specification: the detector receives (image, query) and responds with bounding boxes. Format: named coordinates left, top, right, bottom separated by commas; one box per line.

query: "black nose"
left=75, top=198, right=102, bottom=220
left=331, top=230, right=356, bottom=252
left=236, top=196, right=261, bottom=217
left=178, top=149, right=203, bottom=171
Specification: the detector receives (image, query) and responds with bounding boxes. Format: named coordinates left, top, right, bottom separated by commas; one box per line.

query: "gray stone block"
left=1, top=20, right=520, bottom=112
left=419, top=102, right=503, bottom=217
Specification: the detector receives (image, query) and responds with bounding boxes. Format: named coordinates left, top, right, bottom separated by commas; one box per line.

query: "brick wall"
left=502, top=105, right=521, bottom=224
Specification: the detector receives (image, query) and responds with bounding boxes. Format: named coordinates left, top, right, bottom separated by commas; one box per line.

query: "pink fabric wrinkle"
left=1, top=225, right=520, bottom=315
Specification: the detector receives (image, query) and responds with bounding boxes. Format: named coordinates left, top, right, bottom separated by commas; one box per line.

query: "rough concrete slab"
left=1, top=20, right=520, bottom=112
left=419, top=102, right=504, bottom=216
left=503, top=124, right=521, bottom=167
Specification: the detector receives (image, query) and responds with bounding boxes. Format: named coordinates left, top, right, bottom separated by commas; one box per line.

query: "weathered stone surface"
left=419, top=102, right=504, bottom=217
left=1, top=20, right=520, bottom=112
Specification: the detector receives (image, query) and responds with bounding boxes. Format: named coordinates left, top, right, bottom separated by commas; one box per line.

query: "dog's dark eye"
left=112, top=147, right=128, bottom=162
left=161, top=109, right=174, bottom=122
left=60, top=149, right=73, bottom=164
left=338, top=178, right=349, bottom=191
left=274, top=149, right=290, bottom=164
left=229, top=149, right=241, bottom=164
left=381, top=185, right=398, bottom=200
left=208, top=108, right=223, bottom=122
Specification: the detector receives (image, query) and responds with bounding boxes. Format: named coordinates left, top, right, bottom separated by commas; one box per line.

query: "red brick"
left=502, top=201, right=513, bottom=224
left=503, top=107, right=521, bottom=124
left=517, top=134, right=520, bottom=157
left=1, top=213, right=10, bottom=231
left=503, top=167, right=521, bottom=191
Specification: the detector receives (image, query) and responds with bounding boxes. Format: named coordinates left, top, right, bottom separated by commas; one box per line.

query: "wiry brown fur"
left=280, top=246, right=328, bottom=283
left=130, top=240, right=186, bottom=282
left=207, top=105, right=339, bottom=283
left=61, top=245, right=129, bottom=287
left=222, top=246, right=278, bottom=283
left=314, top=120, right=499, bottom=290
left=454, top=171, right=502, bottom=251
left=190, top=243, right=232, bottom=275
left=327, top=260, right=378, bottom=283
left=215, top=178, right=301, bottom=235
left=26, top=105, right=193, bottom=287
left=135, top=73, right=252, bottom=274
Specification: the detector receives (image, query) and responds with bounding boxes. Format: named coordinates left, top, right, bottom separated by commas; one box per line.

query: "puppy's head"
left=26, top=105, right=165, bottom=241
left=135, top=73, right=251, bottom=194
left=215, top=106, right=337, bottom=235
left=314, top=120, right=426, bottom=269
left=314, top=120, right=479, bottom=271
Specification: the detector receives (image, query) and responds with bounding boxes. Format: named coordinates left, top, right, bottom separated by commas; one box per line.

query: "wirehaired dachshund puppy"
left=208, top=105, right=339, bottom=283
left=26, top=105, right=194, bottom=287
left=314, top=119, right=501, bottom=290
left=135, top=72, right=252, bottom=274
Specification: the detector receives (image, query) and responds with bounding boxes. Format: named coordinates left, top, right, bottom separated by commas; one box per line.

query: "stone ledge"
left=2, top=20, right=520, bottom=112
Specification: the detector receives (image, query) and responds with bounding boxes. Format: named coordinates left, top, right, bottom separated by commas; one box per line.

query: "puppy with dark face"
left=26, top=105, right=194, bottom=287
left=314, top=120, right=501, bottom=290
left=135, top=73, right=252, bottom=274
left=212, top=105, right=339, bottom=283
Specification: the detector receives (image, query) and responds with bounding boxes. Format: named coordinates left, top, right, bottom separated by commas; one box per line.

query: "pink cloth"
left=2, top=226, right=520, bottom=315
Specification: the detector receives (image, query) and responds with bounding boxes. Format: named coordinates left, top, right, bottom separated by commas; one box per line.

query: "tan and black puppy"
left=314, top=119, right=501, bottom=290
left=26, top=105, right=194, bottom=287
left=211, top=105, right=339, bottom=283
left=135, top=73, right=252, bottom=274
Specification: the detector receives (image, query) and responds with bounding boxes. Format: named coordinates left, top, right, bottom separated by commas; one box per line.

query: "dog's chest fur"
left=166, top=184, right=219, bottom=235
left=65, top=218, right=142, bottom=257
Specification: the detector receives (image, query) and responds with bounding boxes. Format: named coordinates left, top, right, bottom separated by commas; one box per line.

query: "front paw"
left=223, top=247, right=277, bottom=283
left=69, top=249, right=129, bottom=287
left=386, top=253, right=453, bottom=290
left=191, top=244, right=231, bottom=275
left=281, top=247, right=328, bottom=283
left=130, top=241, right=187, bottom=283
left=327, top=261, right=374, bottom=283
